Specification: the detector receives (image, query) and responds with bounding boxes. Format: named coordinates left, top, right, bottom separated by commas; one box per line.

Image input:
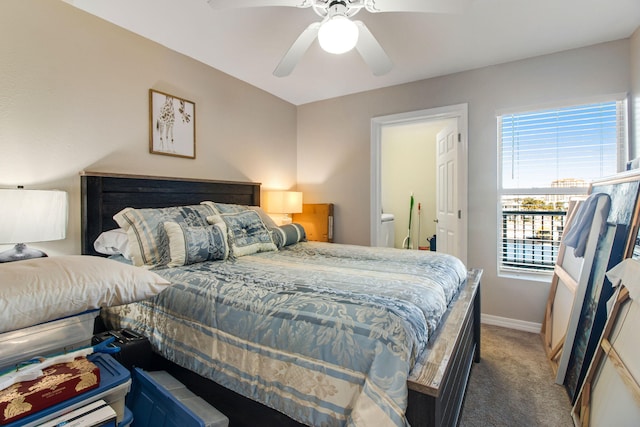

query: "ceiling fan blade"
left=354, top=21, right=392, bottom=76
left=206, top=0, right=310, bottom=9
left=366, top=0, right=472, bottom=14
left=273, top=22, right=321, bottom=77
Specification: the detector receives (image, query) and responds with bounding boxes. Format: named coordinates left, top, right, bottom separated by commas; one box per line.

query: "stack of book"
left=37, top=400, right=117, bottom=427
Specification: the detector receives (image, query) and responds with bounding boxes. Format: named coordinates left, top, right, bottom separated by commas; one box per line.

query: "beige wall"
left=381, top=121, right=451, bottom=249
left=297, top=40, right=631, bottom=324
left=631, top=27, right=640, bottom=159
left=0, top=0, right=297, bottom=256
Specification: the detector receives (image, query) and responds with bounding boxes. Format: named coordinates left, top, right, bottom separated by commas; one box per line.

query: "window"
left=498, top=98, right=627, bottom=275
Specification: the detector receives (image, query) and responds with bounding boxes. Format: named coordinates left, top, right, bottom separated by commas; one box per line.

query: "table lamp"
left=263, top=191, right=303, bottom=225
left=0, top=188, right=68, bottom=262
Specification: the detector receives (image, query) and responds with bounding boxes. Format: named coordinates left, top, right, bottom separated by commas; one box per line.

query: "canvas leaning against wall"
left=559, top=171, right=640, bottom=402
left=149, top=89, right=196, bottom=159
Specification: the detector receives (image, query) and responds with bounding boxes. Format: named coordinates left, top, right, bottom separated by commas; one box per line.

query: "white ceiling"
left=65, top=0, right=640, bottom=106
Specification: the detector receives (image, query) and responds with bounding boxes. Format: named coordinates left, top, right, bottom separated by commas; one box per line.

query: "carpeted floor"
left=459, top=324, right=574, bottom=427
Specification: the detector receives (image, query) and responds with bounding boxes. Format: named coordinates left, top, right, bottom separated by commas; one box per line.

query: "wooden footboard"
left=406, top=268, right=482, bottom=427
left=162, top=269, right=482, bottom=427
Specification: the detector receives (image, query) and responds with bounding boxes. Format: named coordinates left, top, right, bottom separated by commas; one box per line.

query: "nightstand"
left=292, top=203, right=334, bottom=242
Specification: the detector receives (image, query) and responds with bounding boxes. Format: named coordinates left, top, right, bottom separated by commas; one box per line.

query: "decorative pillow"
left=201, top=202, right=279, bottom=230
left=164, top=221, right=229, bottom=267
left=248, top=206, right=279, bottom=230
left=0, top=255, right=171, bottom=334
left=114, top=204, right=216, bottom=268
left=271, top=223, right=307, bottom=249
left=93, top=228, right=131, bottom=259
left=207, top=202, right=247, bottom=214
left=208, top=210, right=277, bottom=257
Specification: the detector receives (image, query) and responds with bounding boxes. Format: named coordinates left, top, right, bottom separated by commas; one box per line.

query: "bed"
left=80, top=171, right=482, bottom=427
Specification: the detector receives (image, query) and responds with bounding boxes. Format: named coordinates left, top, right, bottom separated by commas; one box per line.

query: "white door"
left=436, top=123, right=459, bottom=257
left=371, top=103, right=468, bottom=265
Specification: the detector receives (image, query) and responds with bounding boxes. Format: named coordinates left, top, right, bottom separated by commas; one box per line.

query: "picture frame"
left=149, top=89, right=195, bottom=159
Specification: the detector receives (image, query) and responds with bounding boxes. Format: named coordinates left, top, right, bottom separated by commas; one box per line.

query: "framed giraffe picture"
left=149, top=89, right=195, bottom=159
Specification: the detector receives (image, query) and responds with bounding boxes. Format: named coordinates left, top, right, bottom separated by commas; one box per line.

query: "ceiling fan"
left=206, top=0, right=470, bottom=77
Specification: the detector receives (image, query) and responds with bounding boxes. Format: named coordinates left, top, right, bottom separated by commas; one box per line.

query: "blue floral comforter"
left=102, top=242, right=466, bottom=426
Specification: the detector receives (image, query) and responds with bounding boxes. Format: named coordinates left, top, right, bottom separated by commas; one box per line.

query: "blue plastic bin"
left=127, top=369, right=228, bottom=427
left=119, top=406, right=133, bottom=427
left=5, top=353, right=131, bottom=427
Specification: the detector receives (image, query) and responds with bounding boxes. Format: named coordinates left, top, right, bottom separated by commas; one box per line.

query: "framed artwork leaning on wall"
left=149, top=89, right=195, bottom=159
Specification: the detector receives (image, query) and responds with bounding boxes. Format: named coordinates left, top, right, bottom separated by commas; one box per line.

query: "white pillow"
left=0, top=255, right=171, bottom=334
left=94, top=228, right=131, bottom=259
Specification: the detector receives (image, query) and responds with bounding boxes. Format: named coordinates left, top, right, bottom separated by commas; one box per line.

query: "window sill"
left=498, top=268, right=553, bottom=283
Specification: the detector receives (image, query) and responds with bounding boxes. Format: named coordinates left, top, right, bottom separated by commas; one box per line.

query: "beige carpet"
left=459, top=324, right=574, bottom=427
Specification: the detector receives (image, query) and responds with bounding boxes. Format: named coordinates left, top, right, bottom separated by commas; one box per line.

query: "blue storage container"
left=127, top=369, right=228, bottom=427
left=5, top=353, right=131, bottom=427
left=119, top=406, right=133, bottom=427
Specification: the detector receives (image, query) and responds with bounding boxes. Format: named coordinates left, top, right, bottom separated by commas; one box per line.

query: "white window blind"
left=500, top=101, right=625, bottom=191
left=498, top=99, right=627, bottom=274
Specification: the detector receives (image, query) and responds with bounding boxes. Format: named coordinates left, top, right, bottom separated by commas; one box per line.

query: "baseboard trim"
left=481, top=314, right=541, bottom=333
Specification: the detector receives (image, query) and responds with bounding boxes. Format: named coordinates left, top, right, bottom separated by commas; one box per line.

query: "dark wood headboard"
left=81, top=172, right=261, bottom=256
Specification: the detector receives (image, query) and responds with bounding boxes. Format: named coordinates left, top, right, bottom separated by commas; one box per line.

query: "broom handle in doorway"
left=417, top=203, right=421, bottom=249
left=403, top=193, right=414, bottom=249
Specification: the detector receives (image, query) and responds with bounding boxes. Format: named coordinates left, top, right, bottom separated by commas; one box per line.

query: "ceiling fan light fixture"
left=318, top=15, right=359, bottom=54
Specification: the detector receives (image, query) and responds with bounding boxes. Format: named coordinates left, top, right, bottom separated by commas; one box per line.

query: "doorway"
left=370, top=104, right=468, bottom=265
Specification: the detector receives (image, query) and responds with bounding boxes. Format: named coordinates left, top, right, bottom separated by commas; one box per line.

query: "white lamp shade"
left=263, top=191, right=303, bottom=214
left=0, top=189, right=68, bottom=244
left=318, top=16, right=359, bottom=54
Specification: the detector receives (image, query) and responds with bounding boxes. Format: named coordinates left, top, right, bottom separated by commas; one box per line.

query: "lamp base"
left=278, top=214, right=293, bottom=225
left=0, top=243, right=48, bottom=263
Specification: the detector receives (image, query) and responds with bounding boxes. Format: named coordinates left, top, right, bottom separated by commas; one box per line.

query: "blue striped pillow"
left=272, top=223, right=306, bottom=249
